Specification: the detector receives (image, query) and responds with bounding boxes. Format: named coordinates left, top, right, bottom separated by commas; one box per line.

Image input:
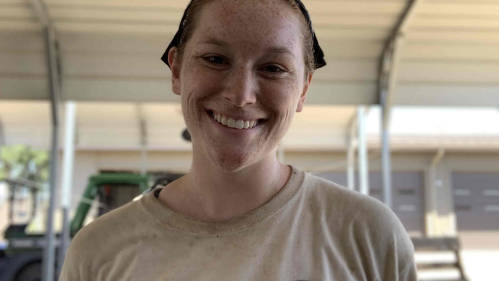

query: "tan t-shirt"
left=60, top=167, right=417, bottom=281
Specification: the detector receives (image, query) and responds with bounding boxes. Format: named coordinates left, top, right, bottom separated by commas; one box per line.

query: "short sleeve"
left=58, top=234, right=90, bottom=281
left=373, top=200, right=418, bottom=281
left=58, top=221, right=102, bottom=281
left=400, top=261, right=418, bottom=281
left=345, top=189, right=419, bottom=281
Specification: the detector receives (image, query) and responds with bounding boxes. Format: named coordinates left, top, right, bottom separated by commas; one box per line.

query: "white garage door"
left=452, top=172, right=499, bottom=231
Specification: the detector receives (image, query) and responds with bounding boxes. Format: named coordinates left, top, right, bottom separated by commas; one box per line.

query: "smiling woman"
left=169, top=0, right=313, bottom=177
left=59, top=1, right=417, bottom=281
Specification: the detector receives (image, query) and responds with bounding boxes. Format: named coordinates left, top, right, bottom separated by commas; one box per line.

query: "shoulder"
left=65, top=199, right=151, bottom=268
left=61, top=200, right=152, bottom=280
left=301, top=172, right=415, bottom=272
left=74, top=198, right=145, bottom=240
left=301, top=173, right=392, bottom=219
left=302, top=172, right=406, bottom=230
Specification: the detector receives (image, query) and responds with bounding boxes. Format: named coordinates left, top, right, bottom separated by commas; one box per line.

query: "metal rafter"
left=379, top=0, right=423, bottom=127
left=30, top=0, right=51, bottom=27
left=378, top=0, right=423, bottom=133
left=343, top=1, right=423, bottom=198
left=378, top=0, right=423, bottom=209
left=30, top=1, right=62, bottom=280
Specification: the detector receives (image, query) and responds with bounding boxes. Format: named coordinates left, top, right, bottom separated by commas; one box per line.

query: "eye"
left=203, top=55, right=226, bottom=65
left=262, top=65, right=286, bottom=73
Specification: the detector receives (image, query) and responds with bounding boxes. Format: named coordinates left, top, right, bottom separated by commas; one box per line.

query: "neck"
left=160, top=148, right=291, bottom=222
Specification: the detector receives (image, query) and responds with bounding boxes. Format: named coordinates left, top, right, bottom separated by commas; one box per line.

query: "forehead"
left=191, top=0, right=302, bottom=53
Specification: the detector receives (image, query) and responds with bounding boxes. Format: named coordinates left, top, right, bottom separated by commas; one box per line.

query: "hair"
left=175, top=0, right=316, bottom=75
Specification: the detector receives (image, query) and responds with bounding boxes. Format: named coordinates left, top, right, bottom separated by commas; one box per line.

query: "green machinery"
left=0, top=173, right=150, bottom=281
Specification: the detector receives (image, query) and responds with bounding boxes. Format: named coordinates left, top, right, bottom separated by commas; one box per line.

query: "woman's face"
left=170, top=0, right=312, bottom=172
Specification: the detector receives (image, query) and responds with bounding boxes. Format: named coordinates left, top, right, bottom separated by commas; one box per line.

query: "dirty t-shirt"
left=59, top=167, right=418, bottom=281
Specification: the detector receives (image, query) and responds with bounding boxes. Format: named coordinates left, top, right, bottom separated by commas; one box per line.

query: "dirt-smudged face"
left=170, top=0, right=312, bottom=173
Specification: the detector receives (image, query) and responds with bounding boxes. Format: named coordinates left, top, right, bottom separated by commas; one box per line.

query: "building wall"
left=4, top=149, right=494, bottom=240
left=65, top=150, right=498, bottom=231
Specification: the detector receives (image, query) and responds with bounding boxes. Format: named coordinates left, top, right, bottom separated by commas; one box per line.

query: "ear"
left=168, top=47, right=181, bottom=96
left=296, top=72, right=313, bottom=112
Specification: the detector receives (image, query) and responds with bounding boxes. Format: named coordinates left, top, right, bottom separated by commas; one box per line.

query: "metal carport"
left=1, top=0, right=499, bottom=280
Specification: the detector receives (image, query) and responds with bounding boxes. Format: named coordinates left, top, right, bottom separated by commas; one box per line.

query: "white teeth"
left=212, top=112, right=259, bottom=130
left=235, top=120, right=244, bottom=129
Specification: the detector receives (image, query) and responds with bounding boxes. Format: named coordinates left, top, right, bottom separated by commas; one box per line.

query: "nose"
left=222, top=67, right=257, bottom=108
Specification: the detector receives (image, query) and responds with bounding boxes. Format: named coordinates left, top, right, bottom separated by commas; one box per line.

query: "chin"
left=210, top=150, right=257, bottom=173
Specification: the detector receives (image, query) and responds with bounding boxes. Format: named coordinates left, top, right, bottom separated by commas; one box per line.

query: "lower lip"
left=207, top=112, right=260, bottom=134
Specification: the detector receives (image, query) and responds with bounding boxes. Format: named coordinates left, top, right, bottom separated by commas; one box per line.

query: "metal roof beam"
left=378, top=0, right=424, bottom=209
left=380, top=0, right=423, bottom=122
left=30, top=2, right=63, bottom=281
left=30, top=0, right=52, bottom=29
left=383, top=0, right=422, bottom=56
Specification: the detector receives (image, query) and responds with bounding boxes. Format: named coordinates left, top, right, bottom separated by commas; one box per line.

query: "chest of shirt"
left=92, top=219, right=378, bottom=281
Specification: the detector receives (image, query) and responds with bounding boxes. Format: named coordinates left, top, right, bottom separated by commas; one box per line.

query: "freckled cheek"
left=182, top=66, right=221, bottom=96
left=180, top=70, right=222, bottom=121
left=260, top=84, right=300, bottom=121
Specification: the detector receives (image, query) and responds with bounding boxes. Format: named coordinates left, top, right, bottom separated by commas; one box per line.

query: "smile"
left=211, top=111, right=259, bottom=130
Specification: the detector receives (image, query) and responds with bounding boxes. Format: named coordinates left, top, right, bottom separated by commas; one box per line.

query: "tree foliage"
left=0, top=145, right=50, bottom=185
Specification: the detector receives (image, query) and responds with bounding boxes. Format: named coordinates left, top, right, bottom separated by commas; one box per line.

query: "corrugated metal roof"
left=1, top=0, right=497, bottom=105
left=1, top=0, right=498, bottom=151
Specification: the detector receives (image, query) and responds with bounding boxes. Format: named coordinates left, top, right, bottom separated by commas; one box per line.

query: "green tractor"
left=0, top=173, right=151, bottom=281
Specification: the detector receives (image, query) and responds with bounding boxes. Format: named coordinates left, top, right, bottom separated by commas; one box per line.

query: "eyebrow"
left=198, top=38, right=295, bottom=58
left=198, top=38, right=229, bottom=48
left=266, top=47, right=295, bottom=58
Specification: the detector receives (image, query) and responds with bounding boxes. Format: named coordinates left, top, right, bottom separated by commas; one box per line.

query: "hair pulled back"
left=174, top=0, right=316, bottom=75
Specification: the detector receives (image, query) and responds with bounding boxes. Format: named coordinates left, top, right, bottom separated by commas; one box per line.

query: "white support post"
left=57, top=102, right=76, bottom=276
left=347, top=126, right=356, bottom=191
left=380, top=121, right=392, bottom=208
left=42, top=26, right=61, bottom=281
left=378, top=0, right=418, bottom=208
left=379, top=37, right=403, bottom=209
left=426, top=148, right=445, bottom=237
left=380, top=49, right=392, bottom=208
left=357, top=107, right=369, bottom=195
left=30, top=0, right=62, bottom=280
